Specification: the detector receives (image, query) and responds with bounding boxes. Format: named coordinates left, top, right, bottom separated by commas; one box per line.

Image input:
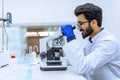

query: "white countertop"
left=0, top=58, right=86, bottom=80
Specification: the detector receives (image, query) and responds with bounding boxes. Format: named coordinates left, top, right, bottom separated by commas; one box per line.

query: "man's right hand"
left=61, top=24, right=75, bottom=37
left=61, top=24, right=76, bottom=42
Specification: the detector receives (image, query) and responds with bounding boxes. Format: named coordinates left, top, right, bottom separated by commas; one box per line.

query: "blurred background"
left=0, top=0, right=120, bottom=57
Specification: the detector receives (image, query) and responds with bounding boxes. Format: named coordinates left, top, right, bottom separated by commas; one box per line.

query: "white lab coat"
left=63, top=29, right=120, bottom=80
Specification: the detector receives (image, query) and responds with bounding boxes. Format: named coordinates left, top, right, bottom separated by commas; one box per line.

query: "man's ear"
left=91, top=19, right=97, bottom=27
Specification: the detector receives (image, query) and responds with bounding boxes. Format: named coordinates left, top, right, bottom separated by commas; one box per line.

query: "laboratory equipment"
left=0, top=50, right=10, bottom=68
left=40, top=46, right=67, bottom=71
left=0, top=0, right=12, bottom=68
left=39, top=27, right=69, bottom=71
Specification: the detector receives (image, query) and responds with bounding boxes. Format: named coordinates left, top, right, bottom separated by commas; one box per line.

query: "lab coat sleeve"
left=62, top=39, right=118, bottom=75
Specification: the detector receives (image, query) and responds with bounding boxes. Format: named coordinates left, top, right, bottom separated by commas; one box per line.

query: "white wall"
left=2, top=0, right=78, bottom=24
left=0, top=0, right=119, bottom=39
left=0, top=27, right=2, bottom=51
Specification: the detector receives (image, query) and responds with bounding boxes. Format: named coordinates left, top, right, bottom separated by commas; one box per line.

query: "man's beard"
left=81, top=24, right=93, bottom=39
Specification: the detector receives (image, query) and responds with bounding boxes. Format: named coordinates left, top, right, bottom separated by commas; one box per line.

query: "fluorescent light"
left=38, top=32, right=48, bottom=36
left=24, top=31, right=55, bottom=37
left=25, top=32, right=38, bottom=37
left=26, top=32, right=37, bottom=35
left=38, top=31, right=55, bottom=36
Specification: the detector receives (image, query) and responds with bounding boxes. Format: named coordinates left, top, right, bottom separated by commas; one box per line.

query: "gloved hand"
left=61, top=24, right=76, bottom=42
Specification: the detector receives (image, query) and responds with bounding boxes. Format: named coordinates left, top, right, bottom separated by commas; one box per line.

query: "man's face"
left=77, top=14, right=93, bottom=39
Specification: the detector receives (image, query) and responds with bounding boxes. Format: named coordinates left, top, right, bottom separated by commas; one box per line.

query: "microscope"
left=40, top=28, right=67, bottom=71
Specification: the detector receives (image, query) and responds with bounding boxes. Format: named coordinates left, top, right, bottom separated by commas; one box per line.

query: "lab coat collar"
left=88, top=28, right=105, bottom=43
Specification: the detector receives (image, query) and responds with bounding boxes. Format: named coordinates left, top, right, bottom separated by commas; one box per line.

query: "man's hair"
left=74, top=3, right=102, bottom=27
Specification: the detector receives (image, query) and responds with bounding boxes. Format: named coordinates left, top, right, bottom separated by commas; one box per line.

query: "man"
left=61, top=3, right=120, bottom=80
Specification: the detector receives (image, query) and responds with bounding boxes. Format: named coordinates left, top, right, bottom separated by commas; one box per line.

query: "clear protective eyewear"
left=77, top=20, right=90, bottom=28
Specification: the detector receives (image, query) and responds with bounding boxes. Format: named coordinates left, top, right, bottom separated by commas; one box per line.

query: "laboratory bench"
left=0, top=58, right=86, bottom=80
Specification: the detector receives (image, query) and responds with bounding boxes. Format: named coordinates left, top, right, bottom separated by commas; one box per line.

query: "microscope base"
left=40, top=66, right=67, bottom=71
left=40, top=60, right=67, bottom=71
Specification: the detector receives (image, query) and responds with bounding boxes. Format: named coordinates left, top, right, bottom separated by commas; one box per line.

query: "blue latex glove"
left=61, top=24, right=76, bottom=42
